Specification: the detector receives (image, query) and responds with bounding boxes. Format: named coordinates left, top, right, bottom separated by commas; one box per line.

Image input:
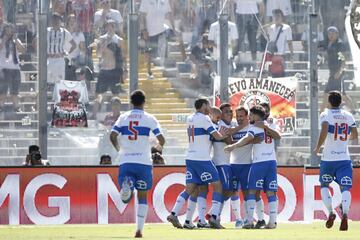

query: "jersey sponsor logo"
left=340, top=176, right=352, bottom=186
left=200, top=172, right=213, bottom=182
left=321, top=174, right=333, bottom=183
left=256, top=179, right=264, bottom=188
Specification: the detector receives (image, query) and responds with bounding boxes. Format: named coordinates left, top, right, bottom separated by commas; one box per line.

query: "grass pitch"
left=0, top=222, right=359, bottom=240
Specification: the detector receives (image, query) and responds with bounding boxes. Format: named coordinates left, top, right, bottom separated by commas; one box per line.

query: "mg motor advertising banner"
left=214, top=76, right=298, bottom=135
left=0, top=166, right=359, bottom=225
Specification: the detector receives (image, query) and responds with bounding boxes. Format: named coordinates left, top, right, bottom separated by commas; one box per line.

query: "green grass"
left=0, top=222, right=359, bottom=240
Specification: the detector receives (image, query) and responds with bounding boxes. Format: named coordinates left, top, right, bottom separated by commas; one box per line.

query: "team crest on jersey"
left=200, top=172, right=213, bottom=182
left=256, top=179, right=264, bottom=188
left=186, top=171, right=192, bottom=180
left=136, top=180, right=147, bottom=190
left=269, top=180, right=278, bottom=190
left=239, top=91, right=270, bottom=109
left=340, top=176, right=352, bottom=186
left=321, top=174, right=333, bottom=183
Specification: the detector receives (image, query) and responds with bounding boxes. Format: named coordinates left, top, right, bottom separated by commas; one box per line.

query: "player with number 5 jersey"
left=314, top=91, right=358, bottom=231
left=110, top=90, right=165, bottom=238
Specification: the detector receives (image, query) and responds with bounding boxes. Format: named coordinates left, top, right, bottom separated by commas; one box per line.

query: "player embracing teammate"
left=225, top=104, right=281, bottom=229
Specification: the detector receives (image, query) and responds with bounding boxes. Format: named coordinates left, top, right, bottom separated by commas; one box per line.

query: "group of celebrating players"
left=110, top=90, right=357, bottom=238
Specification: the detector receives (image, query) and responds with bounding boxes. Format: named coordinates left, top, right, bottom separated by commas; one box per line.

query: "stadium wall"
left=0, top=166, right=359, bottom=225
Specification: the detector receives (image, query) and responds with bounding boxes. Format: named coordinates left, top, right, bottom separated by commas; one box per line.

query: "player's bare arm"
left=350, top=126, right=359, bottom=144
left=225, top=134, right=254, bottom=152
left=314, top=121, right=329, bottom=154
left=254, top=121, right=281, bottom=140
left=110, top=131, right=120, bottom=152
left=154, top=134, right=166, bottom=152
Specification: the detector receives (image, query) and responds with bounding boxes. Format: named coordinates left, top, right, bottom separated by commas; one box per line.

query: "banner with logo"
left=214, top=76, right=298, bottom=135
left=0, top=166, right=359, bottom=225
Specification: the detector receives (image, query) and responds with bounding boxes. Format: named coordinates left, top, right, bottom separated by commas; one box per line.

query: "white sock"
left=268, top=197, right=277, bottom=224
left=256, top=198, right=265, bottom=221
left=210, top=192, right=223, bottom=218
left=246, top=198, right=256, bottom=223
left=172, top=191, right=189, bottom=216
left=321, top=187, right=333, bottom=214
left=185, top=197, right=197, bottom=222
left=197, top=195, right=207, bottom=223
left=231, top=196, right=241, bottom=220
left=137, top=204, right=148, bottom=231
left=218, top=202, right=224, bottom=218
left=342, top=191, right=351, bottom=215
left=243, top=200, right=248, bottom=221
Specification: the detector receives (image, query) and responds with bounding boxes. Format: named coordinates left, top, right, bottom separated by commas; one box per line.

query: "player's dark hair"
left=328, top=91, right=342, bottom=108
left=250, top=105, right=266, bottom=119
left=236, top=106, right=248, bottom=115
left=130, top=90, right=146, bottom=107
left=219, top=103, right=231, bottom=111
left=194, top=98, right=209, bottom=110
left=28, top=145, right=39, bottom=154
left=259, top=102, right=270, bottom=112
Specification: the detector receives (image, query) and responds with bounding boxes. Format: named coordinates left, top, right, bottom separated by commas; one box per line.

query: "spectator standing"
left=47, top=13, right=76, bottom=83
left=234, top=0, right=265, bottom=61
left=93, top=20, right=125, bottom=119
left=65, top=14, right=86, bottom=80
left=71, top=0, right=95, bottom=70
left=266, top=0, right=292, bottom=18
left=320, top=26, right=355, bottom=112
left=208, top=18, right=238, bottom=73
left=266, top=9, right=293, bottom=78
left=0, top=23, right=25, bottom=112
left=140, top=0, right=174, bottom=79
left=94, top=0, right=123, bottom=37
left=190, top=0, right=219, bottom=48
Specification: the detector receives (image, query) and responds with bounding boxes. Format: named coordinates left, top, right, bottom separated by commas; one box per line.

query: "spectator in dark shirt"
left=321, top=26, right=355, bottom=112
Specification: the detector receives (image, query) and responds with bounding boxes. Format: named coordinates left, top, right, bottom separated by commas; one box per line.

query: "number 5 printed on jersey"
left=128, top=121, right=139, bottom=140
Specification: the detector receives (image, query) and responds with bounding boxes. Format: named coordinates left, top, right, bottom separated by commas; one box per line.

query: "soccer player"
left=230, top=106, right=254, bottom=228
left=167, top=98, right=228, bottom=229
left=225, top=105, right=281, bottom=229
left=110, top=90, right=165, bottom=238
left=210, top=103, right=244, bottom=227
left=314, top=91, right=358, bottom=231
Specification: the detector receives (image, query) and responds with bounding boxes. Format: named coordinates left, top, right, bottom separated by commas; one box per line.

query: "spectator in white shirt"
left=47, top=13, right=76, bottom=84
left=0, top=23, right=25, bottom=112
left=266, top=0, right=292, bottom=18
left=266, top=9, right=293, bottom=77
left=140, top=0, right=174, bottom=79
left=65, top=14, right=86, bottom=80
left=234, top=0, right=265, bottom=60
left=208, top=19, right=238, bottom=74
left=208, top=20, right=239, bottom=59
left=94, top=0, right=123, bottom=36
